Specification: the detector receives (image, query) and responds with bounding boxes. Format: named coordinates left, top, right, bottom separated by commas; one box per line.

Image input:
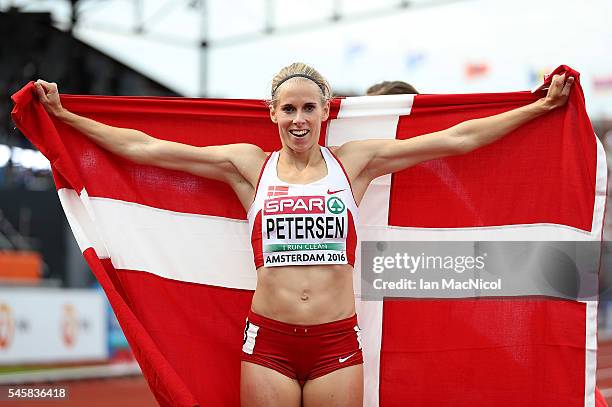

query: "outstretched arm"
left=336, top=73, right=574, bottom=186
left=34, top=80, right=267, bottom=207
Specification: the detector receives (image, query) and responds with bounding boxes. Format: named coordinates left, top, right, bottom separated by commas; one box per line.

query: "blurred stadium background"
left=1, top=0, right=611, bottom=405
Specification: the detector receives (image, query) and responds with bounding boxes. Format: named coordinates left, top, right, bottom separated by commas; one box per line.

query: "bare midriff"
left=251, top=263, right=356, bottom=325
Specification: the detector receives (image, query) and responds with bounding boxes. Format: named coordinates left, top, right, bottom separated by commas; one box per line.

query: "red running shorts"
left=241, top=310, right=363, bottom=385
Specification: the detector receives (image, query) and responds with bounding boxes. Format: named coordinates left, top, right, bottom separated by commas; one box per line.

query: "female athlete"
left=35, top=62, right=573, bottom=407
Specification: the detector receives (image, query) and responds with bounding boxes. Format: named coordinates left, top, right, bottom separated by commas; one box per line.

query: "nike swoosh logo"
left=338, top=352, right=357, bottom=363
left=327, top=189, right=346, bottom=195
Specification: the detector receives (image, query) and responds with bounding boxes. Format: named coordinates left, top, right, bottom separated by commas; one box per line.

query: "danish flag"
left=11, top=65, right=606, bottom=406
left=267, top=185, right=289, bottom=197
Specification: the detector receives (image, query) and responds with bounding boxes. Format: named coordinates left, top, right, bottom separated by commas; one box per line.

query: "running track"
left=598, top=339, right=612, bottom=405
left=6, top=343, right=612, bottom=407
left=4, top=377, right=157, bottom=406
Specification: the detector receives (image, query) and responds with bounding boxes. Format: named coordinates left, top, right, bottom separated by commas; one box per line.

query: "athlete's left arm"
left=335, top=74, right=574, bottom=186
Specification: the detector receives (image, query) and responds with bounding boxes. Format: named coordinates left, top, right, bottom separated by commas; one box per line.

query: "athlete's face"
left=270, top=79, right=330, bottom=154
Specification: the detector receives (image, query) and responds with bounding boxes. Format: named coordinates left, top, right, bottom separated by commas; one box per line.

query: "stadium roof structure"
left=1, top=0, right=469, bottom=96
left=3, top=0, right=611, bottom=120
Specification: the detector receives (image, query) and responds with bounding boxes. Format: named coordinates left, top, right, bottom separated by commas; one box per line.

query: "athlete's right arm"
left=34, top=80, right=267, bottom=204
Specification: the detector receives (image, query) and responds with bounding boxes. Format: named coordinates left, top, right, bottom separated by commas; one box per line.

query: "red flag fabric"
left=11, top=65, right=606, bottom=406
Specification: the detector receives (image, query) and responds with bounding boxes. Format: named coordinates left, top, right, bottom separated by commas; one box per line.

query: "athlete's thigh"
left=302, top=364, right=364, bottom=407
left=240, top=361, right=302, bottom=407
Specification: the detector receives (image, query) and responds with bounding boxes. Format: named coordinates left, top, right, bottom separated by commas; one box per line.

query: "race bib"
left=262, top=195, right=348, bottom=267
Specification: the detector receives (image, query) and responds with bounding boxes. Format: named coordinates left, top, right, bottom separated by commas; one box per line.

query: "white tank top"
left=247, top=147, right=358, bottom=269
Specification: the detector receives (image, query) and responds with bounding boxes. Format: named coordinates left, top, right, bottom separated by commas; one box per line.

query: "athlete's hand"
left=34, top=79, right=65, bottom=117
left=541, top=73, right=575, bottom=111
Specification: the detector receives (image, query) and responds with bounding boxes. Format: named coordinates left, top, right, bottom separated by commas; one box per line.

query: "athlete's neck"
left=279, top=145, right=324, bottom=171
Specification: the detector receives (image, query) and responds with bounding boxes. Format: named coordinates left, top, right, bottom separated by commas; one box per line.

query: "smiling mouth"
left=289, top=129, right=310, bottom=138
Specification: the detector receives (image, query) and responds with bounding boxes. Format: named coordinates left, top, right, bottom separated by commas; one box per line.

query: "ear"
left=322, top=100, right=330, bottom=121
left=269, top=104, right=278, bottom=124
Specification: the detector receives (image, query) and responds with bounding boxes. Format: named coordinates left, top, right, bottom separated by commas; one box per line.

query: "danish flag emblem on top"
left=267, top=186, right=289, bottom=197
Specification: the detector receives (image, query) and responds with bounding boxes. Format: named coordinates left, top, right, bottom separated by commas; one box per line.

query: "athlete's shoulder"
left=222, top=144, right=268, bottom=185
left=332, top=140, right=375, bottom=156
left=327, top=142, right=371, bottom=173
left=226, top=143, right=266, bottom=155
left=226, top=144, right=267, bottom=164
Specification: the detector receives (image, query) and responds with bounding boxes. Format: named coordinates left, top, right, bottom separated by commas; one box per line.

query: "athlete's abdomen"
left=251, top=263, right=356, bottom=325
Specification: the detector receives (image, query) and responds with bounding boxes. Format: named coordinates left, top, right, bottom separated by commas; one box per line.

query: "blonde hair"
left=269, top=62, right=332, bottom=107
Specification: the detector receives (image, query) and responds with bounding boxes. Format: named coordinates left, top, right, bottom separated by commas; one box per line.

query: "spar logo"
left=0, top=303, right=14, bottom=350
left=327, top=197, right=345, bottom=214
left=264, top=196, right=325, bottom=215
